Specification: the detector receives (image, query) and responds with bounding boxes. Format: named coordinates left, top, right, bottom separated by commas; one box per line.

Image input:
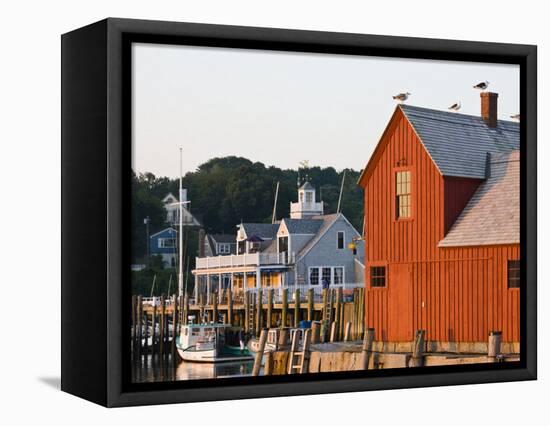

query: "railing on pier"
left=246, top=283, right=365, bottom=304
left=195, top=251, right=295, bottom=270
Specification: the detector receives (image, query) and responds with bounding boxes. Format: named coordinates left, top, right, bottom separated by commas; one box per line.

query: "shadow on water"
left=38, top=376, right=61, bottom=389
left=132, top=353, right=254, bottom=383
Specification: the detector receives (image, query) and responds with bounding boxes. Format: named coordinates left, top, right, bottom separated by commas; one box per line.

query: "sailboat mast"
left=337, top=170, right=346, bottom=213
left=178, top=148, right=184, bottom=296
left=271, top=181, right=280, bottom=224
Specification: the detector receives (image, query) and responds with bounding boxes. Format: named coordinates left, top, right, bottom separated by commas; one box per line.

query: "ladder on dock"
left=247, top=292, right=256, bottom=334
left=321, top=289, right=334, bottom=341
left=287, top=329, right=311, bottom=374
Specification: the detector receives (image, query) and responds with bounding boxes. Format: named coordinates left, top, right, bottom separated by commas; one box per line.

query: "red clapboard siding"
left=359, top=108, right=520, bottom=344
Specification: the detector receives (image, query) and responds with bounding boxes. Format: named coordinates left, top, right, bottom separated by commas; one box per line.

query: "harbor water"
left=132, top=354, right=254, bottom=383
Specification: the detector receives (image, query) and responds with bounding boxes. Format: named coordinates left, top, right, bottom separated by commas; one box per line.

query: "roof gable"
left=150, top=227, right=177, bottom=239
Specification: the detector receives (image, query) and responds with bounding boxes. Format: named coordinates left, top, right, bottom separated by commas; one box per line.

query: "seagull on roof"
left=448, top=101, right=461, bottom=111
left=473, top=81, right=489, bottom=90
left=392, top=92, right=410, bottom=102
left=510, top=113, right=520, bottom=120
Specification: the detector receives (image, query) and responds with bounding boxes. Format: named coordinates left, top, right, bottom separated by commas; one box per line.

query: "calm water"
left=132, top=354, right=254, bottom=383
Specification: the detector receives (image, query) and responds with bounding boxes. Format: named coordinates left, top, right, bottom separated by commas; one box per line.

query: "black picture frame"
left=61, top=17, right=537, bottom=407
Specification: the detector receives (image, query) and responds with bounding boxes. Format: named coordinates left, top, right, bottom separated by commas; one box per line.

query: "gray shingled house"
left=193, top=182, right=365, bottom=301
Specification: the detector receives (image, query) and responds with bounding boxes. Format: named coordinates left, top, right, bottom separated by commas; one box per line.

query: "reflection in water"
left=132, top=354, right=254, bottom=383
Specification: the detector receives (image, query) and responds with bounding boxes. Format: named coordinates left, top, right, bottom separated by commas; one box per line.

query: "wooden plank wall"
left=362, top=110, right=520, bottom=343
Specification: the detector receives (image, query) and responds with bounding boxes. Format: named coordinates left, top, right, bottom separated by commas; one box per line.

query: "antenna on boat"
left=271, top=181, right=280, bottom=224
left=337, top=170, right=347, bottom=214
left=178, top=147, right=184, bottom=297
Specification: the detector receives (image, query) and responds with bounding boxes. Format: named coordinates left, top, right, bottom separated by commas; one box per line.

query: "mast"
left=271, top=181, right=280, bottom=224
left=178, top=148, right=184, bottom=296
left=337, top=170, right=346, bottom=214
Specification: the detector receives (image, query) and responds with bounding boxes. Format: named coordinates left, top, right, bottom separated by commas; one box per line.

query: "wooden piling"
left=294, top=288, right=300, bottom=328
left=255, top=288, right=263, bottom=336
left=281, top=288, right=288, bottom=328
left=252, top=329, right=268, bottom=376
left=172, top=296, right=178, bottom=358
left=307, top=288, right=314, bottom=321
left=244, top=291, right=249, bottom=333
left=137, top=295, right=143, bottom=357
left=330, top=321, right=338, bottom=342
left=360, top=328, right=375, bottom=370
left=488, top=331, right=502, bottom=361
left=131, top=295, right=137, bottom=352
left=344, top=321, right=352, bottom=342
left=311, top=321, right=321, bottom=344
left=411, top=329, right=425, bottom=367
left=278, top=328, right=289, bottom=350
left=228, top=288, right=233, bottom=326
left=160, top=294, right=166, bottom=354
left=264, top=351, right=273, bottom=376
left=213, top=292, right=218, bottom=324
left=267, top=289, right=273, bottom=328
left=334, top=288, right=342, bottom=341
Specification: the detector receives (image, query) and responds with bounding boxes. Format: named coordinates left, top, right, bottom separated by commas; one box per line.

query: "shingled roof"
left=439, top=150, right=519, bottom=247
left=281, top=218, right=323, bottom=234
left=240, top=223, right=279, bottom=240
left=400, top=104, right=519, bottom=179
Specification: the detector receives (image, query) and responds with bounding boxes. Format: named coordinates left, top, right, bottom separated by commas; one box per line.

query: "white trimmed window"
left=158, top=238, right=176, bottom=248
left=309, top=268, right=319, bottom=285
left=308, top=266, right=345, bottom=285
left=334, top=267, right=344, bottom=285
left=218, top=243, right=230, bottom=254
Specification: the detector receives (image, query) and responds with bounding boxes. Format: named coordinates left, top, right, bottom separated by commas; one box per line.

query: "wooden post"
left=137, top=295, right=143, bottom=356
left=281, top=288, right=288, bottom=328
left=411, top=329, right=425, bottom=367
left=160, top=294, right=166, bottom=355
left=311, top=321, right=321, bottom=344
left=227, top=288, right=233, bottom=326
left=264, top=351, right=273, bottom=376
left=278, top=328, right=289, bottom=350
left=244, top=291, right=249, bottom=333
left=360, top=328, right=375, bottom=369
left=267, top=289, right=274, bottom=328
left=252, top=329, right=268, bottom=376
left=256, top=288, right=263, bottom=337
left=143, top=311, right=149, bottom=354
left=334, top=288, right=342, bottom=341
left=131, top=295, right=136, bottom=353
left=344, top=321, right=352, bottom=342
left=294, top=288, right=300, bottom=328
left=213, top=292, right=218, bottom=324
left=152, top=304, right=157, bottom=355
left=330, top=322, right=338, bottom=342
left=172, top=296, right=178, bottom=358
left=307, top=288, right=314, bottom=321
left=488, top=331, right=502, bottom=361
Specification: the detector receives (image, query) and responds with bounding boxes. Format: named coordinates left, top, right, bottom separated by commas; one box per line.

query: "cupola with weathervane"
left=290, top=181, right=324, bottom=219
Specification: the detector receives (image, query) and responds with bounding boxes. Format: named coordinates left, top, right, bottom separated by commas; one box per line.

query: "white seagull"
left=448, top=101, right=461, bottom=111
left=510, top=113, right=520, bottom=120
left=473, top=81, right=489, bottom=90
left=392, top=92, right=411, bottom=102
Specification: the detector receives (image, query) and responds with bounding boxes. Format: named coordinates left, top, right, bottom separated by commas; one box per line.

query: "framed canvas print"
left=61, top=18, right=537, bottom=407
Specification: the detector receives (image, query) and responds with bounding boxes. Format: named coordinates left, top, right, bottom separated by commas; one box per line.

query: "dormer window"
left=305, top=191, right=313, bottom=203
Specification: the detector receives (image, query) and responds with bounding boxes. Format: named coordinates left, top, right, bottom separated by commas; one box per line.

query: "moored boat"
left=176, top=323, right=252, bottom=363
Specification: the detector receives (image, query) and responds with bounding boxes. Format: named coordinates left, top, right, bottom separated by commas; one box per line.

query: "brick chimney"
left=481, top=92, right=498, bottom=128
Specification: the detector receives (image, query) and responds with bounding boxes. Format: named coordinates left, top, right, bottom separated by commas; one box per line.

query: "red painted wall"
left=359, top=108, right=520, bottom=343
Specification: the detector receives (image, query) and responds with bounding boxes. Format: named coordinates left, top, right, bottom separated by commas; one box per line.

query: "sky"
left=132, top=43, right=519, bottom=179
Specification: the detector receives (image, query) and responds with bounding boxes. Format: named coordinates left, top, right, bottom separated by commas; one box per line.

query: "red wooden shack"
left=358, top=93, right=520, bottom=348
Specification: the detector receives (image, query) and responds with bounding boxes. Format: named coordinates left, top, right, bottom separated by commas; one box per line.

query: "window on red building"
left=370, top=266, right=386, bottom=287
left=396, top=170, right=411, bottom=219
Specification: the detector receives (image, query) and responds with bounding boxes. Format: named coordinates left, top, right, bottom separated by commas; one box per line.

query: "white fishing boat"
left=176, top=323, right=252, bottom=363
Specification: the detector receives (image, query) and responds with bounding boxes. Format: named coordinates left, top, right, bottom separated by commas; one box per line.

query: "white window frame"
left=308, top=266, right=345, bottom=286
left=218, top=243, right=230, bottom=254
left=158, top=237, right=176, bottom=248
left=337, top=231, right=345, bottom=250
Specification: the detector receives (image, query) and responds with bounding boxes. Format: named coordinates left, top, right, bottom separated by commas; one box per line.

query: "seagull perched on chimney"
left=392, top=92, right=410, bottom=102
left=510, top=113, right=520, bottom=120
left=473, top=81, right=489, bottom=90
left=448, top=101, right=461, bottom=112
